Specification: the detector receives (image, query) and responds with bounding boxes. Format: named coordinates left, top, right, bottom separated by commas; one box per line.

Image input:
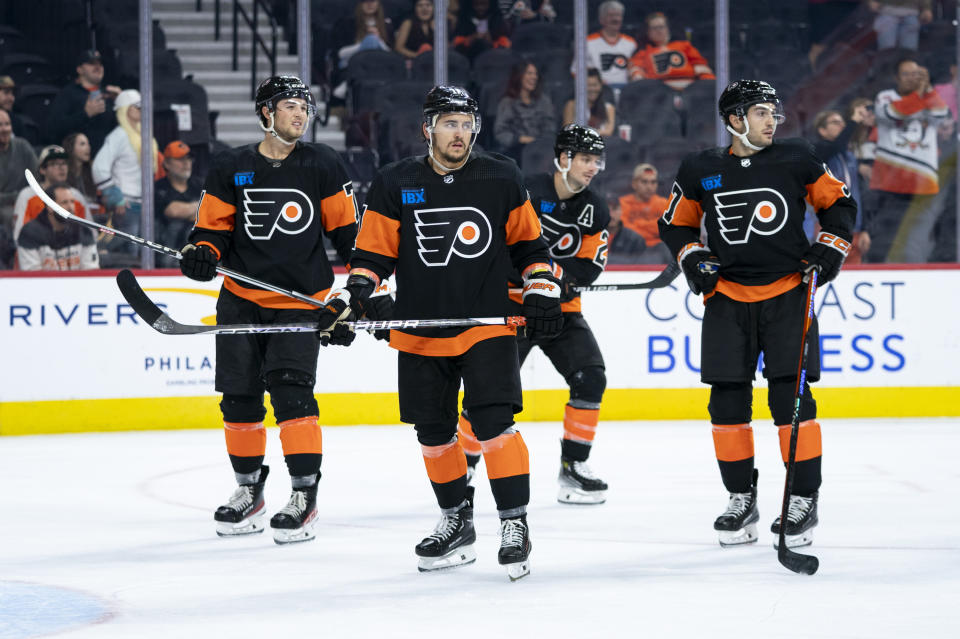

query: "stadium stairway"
left=152, top=0, right=340, bottom=148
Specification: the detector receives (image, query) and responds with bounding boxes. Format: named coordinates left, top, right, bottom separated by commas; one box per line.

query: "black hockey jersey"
left=508, top=172, right=610, bottom=313
left=658, top=138, right=856, bottom=302
left=350, top=152, right=550, bottom=356
left=188, top=142, right=357, bottom=308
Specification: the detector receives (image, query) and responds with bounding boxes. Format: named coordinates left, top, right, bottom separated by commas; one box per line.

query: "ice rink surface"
left=1, top=418, right=958, bottom=638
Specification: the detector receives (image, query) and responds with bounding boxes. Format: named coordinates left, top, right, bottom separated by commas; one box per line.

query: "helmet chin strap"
left=554, top=154, right=586, bottom=194
left=726, top=115, right=765, bottom=151
left=259, top=111, right=298, bottom=146
left=426, top=115, right=475, bottom=172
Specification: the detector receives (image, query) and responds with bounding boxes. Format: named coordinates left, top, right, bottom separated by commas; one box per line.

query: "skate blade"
left=215, top=511, right=266, bottom=537
left=417, top=544, right=477, bottom=572
left=271, top=511, right=318, bottom=545
left=505, top=559, right=530, bottom=581
left=773, top=529, right=814, bottom=550
left=557, top=485, right=606, bottom=505
left=717, top=523, right=758, bottom=547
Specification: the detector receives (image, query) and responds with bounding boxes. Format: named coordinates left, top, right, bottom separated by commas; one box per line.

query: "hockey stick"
left=116, top=269, right=525, bottom=336
left=25, top=169, right=326, bottom=309
left=777, top=269, right=820, bottom=576
left=508, top=262, right=681, bottom=294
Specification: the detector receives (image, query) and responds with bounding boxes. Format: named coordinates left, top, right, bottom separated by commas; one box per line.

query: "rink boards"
left=1, top=266, right=958, bottom=434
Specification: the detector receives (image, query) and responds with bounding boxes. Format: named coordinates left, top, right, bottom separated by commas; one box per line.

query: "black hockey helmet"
left=422, top=85, right=480, bottom=128
left=255, top=75, right=316, bottom=124
left=718, top=80, right=781, bottom=123
left=554, top=124, right=605, bottom=160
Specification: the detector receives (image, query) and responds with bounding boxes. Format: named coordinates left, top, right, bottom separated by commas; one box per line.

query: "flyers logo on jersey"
left=713, top=188, right=789, bottom=245
left=242, top=189, right=315, bottom=240
left=540, top=214, right=581, bottom=258
left=415, top=207, right=492, bottom=266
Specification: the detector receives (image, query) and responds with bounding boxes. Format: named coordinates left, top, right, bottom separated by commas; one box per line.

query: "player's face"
left=633, top=170, right=658, bottom=200
left=742, top=103, right=781, bottom=147
left=566, top=152, right=603, bottom=188
left=430, top=113, right=474, bottom=164
left=272, top=98, right=310, bottom=140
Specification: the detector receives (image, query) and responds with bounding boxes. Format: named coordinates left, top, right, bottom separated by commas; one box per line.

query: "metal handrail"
left=230, top=0, right=278, bottom=99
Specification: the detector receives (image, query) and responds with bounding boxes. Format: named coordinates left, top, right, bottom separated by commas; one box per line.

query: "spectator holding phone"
left=47, top=50, right=121, bottom=155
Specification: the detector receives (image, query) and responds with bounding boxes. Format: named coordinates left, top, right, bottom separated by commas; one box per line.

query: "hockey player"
left=316, top=86, right=562, bottom=580
left=179, top=76, right=362, bottom=544
left=658, top=80, right=856, bottom=549
left=458, top=124, right=611, bottom=505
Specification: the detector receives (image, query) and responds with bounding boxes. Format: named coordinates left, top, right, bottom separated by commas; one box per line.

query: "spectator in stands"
left=628, top=12, right=715, bottom=91
left=0, top=75, right=32, bottom=143
left=155, top=140, right=201, bottom=267
left=848, top=97, right=878, bottom=183
left=494, top=61, right=555, bottom=162
left=869, top=0, right=933, bottom=51
left=807, top=1, right=862, bottom=70
left=500, top=0, right=557, bottom=25
left=813, top=107, right=871, bottom=262
left=934, top=63, right=958, bottom=120
left=93, top=89, right=160, bottom=262
left=453, top=0, right=512, bottom=61
left=17, top=183, right=98, bottom=271
left=614, top=163, right=671, bottom=263
left=0, top=108, right=37, bottom=236
left=62, top=132, right=100, bottom=218
left=395, top=0, right=438, bottom=59
left=562, top=68, right=615, bottom=137
left=583, top=1, right=636, bottom=88
left=47, top=50, right=120, bottom=156
left=868, top=56, right=949, bottom=262
left=13, top=145, right=89, bottom=241
left=338, top=0, right=396, bottom=69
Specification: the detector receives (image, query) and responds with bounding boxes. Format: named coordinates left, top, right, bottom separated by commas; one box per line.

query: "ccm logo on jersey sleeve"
left=242, top=188, right=315, bottom=240
left=415, top=207, right=492, bottom=266
left=714, top=187, right=788, bottom=245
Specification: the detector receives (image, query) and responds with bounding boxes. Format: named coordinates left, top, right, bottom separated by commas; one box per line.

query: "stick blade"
left=778, top=548, right=819, bottom=575
left=116, top=269, right=164, bottom=326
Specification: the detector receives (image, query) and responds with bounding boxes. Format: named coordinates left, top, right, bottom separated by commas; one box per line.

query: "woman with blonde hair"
left=92, top=89, right=161, bottom=260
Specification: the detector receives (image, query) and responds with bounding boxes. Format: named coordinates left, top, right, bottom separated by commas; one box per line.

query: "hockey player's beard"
left=437, top=141, right=469, bottom=167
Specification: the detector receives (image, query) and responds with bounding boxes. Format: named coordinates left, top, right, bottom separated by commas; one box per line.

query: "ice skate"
left=270, top=482, right=318, bottom=545
left=714, top=470, right=759, bottom=547
left=498, top=516, right=531, bottom=581
left=415, top=500, right=476, bottom=572
left=557, top=458, right=607, bottom=504
left=214, top=465, right=269, bottom=537
left=772, top=492, right=819, bottom=549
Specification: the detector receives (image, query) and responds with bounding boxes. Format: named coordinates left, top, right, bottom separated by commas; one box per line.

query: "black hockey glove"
left=800, top=231, right=851, bottom=284
left=679, top=242, right=720, bottom=295
left=363, top=286, right=394, bottom=342
left=521, top=268, right=563, bottom=339
left=316, top=272, right=376, bottom=347
left=179, top=243, right=218, bottom=282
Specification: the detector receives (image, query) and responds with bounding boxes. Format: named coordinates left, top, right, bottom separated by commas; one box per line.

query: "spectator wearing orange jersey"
left=628, top=12, right=715, bottom=91
left=615, top=163, right=671, bottom=263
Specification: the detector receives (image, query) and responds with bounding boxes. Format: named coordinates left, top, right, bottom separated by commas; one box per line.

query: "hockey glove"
left=364, top=283, right=394, bottom=342
left=551, top=263, right=577, bottom=303
left=179, top=243, right=218, bottom=282
left=679, top=242, right=720, bottom=295
left=316, top=272, right=377, bottom=347
left=521, top=267, right=563, bottom=339
left=800, top=231, right=850, bottom=284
